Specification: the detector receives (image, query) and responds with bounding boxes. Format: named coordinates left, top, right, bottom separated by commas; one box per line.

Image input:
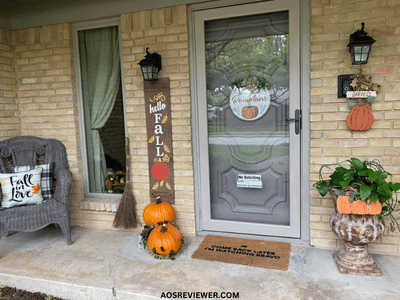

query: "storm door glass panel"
left=205, top=11, right=290, bottom=226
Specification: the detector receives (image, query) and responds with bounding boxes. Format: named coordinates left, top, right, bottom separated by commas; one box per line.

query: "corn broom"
left=113, top=137, right=139, bottom=229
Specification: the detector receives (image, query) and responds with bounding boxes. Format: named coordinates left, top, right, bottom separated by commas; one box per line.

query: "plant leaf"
left=358, top=170, right=368, bottom=177
left=350, top=158, right=364, bottom=170
left=339, top=180, right=351, bottom=189
left=314, top=181, right=329, bottom=197
left=378, top=184, right=392, bottom=196
left=391, top=183, right=400, bottom=192
left=360, top=184, right=372, bottom=200
left=370, top=193, right=379, bottom=203
left=349, top=192, right=356, bottom=203
left=380, top=172, right=389, bottom=181
left=367, top=169, right=380, bottom=183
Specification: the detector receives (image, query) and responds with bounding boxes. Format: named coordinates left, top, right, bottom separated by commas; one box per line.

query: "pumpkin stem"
left=160, top=224, right=168, bottom=233
left=155, top=196, right=162, bottom=204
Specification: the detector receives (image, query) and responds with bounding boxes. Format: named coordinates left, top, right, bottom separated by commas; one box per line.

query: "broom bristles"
left=113, top=182, right=139, bottom=229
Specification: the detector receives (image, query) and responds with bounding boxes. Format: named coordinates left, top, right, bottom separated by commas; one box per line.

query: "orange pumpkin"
left=337, top=196, right=352, bottom=214
left=350, top=200, right=368, bottom=215
left=346, top=103, right=374, bottom=131
left=241, top=106, right=258, bottom=119
left=143, top=197, right=176, bottom=226
left=147, top=223, right=182, bottom=255
left=367, top=201, right=382, bottom=215
left=337, top=195, right=382, bottom=215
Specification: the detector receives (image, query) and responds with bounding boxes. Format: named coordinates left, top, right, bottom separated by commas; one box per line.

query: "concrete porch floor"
left=0, top=226, right=400, bottom=300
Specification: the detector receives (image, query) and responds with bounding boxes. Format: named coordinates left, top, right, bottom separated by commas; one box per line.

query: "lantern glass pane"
left=362, top=46, right=370, bottom=54
left=152, top=66, right=159, bottom=80
left=141, top=65, right=152, bottom=80
left=355, top=54, right=361, bottom=62
left=361, top=54, right=368, bottom=61
left=354, top=46, right=362, bottom=54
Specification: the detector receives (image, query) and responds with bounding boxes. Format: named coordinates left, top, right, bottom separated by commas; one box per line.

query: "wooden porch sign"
left=144, top=78, right=175, bottom=203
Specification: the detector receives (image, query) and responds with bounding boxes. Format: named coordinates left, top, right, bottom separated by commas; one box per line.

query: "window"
left=75, top=22, right=126, bottom=195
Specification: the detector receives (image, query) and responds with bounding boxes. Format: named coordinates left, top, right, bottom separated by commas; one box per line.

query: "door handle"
left=286, top=109, right=302, bottom=135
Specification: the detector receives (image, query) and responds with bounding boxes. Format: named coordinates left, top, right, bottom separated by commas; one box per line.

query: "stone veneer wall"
left=310, top=0, right=400, bottom=254
left=0, top=28, right=19, bottom=138
left=120, top=5, right=195, bottom=236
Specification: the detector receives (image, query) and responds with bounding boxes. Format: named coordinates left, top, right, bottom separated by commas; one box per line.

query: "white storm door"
left=193, top=0, right=301, bottom=238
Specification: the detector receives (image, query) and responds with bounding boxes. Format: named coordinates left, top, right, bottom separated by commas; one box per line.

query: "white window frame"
left=72, top=18, right=128, bottom=198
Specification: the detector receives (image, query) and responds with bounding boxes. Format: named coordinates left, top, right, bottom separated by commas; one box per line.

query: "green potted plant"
left=314, top=158, right=400, bottom=229
left=313, top=158, right=400, bottom=276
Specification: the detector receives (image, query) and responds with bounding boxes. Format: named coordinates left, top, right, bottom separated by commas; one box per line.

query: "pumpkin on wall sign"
left=345, top=72, right=380, bottom=131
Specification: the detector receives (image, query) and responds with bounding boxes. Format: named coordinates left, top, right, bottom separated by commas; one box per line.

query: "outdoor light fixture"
left=138, top=47, right=162, bottom=81
left=348, top=22, right=376, bottom=65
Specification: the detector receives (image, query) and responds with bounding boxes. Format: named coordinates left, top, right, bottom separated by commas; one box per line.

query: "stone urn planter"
left=330, top=193, right=385, bottom=276
left=313, top=158, right=400, bottom=276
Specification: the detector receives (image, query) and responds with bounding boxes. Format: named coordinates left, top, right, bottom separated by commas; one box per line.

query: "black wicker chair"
left=0, top=136, right=72, bottom=245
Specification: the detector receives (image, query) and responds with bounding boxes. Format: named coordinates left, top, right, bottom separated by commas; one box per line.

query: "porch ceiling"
left=0, top=0, right=205, bottom=30
left=0, top=0, right=104, bottom=17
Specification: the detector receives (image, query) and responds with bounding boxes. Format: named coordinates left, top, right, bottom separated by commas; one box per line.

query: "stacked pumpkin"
left=141, top=197, right=183, bottom=259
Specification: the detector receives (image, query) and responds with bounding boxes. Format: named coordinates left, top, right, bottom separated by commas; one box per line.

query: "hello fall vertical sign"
left=144, top=79, right=175, bottom=204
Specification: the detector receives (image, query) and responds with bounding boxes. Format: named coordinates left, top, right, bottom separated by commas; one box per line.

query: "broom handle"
left=125, top=137, right=131, bottom=182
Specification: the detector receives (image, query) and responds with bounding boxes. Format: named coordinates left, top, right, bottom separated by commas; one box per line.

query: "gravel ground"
left=0, top=286, right=66, bottom=300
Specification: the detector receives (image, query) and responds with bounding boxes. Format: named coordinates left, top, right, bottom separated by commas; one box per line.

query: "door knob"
left=286, top=109, right=302, bottom=135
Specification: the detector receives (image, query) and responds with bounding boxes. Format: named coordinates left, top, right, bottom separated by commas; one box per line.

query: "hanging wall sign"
left=346, top=91, right=377, bottom=98
left=144, top=78, right=175, bottom=204
left=230, top=86, right=271, bottom=121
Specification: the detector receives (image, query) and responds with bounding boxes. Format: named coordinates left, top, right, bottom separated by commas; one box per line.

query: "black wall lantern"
left=348, top=22, right=376, bottom=65
left=138, top=47, right=162, bottom=81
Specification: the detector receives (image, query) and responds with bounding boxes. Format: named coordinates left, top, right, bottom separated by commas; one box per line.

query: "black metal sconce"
left=348, top=22, right=376, bottom=65
left=138, top=47, right=162, bottom=81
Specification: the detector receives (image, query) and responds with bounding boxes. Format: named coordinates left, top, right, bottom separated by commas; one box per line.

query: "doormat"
left=191, top=235, right=291, bottom=270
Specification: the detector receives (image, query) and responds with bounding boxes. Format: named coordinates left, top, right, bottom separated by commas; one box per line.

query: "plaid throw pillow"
left=13, top=163, right=55, bottom=201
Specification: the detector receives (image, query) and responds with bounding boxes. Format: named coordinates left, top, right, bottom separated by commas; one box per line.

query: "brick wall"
left=310, top=0, right=400, bottom=254
left=13, top=24, right=85, bottom=227
left=121, top=5, right=195, bottom=236
left=0, top=6, right=195, bottom=234
left=0, top=28, right=19, bottom=138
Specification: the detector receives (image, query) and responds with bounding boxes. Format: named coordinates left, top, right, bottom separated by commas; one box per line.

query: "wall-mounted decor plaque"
left=144, top=78, right=174, bottom=203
